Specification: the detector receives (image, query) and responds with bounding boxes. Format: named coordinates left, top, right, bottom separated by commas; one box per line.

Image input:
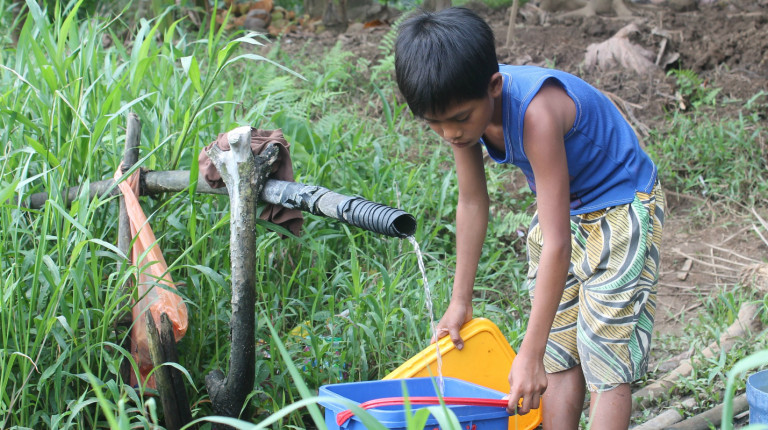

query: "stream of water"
left=407, top=236, right=445, bottom=396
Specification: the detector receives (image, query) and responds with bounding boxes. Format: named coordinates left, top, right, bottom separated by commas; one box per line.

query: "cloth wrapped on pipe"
left=198, top=127, right=304, bottom=236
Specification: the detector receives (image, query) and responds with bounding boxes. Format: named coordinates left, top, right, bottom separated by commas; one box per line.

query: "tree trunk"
left=322, top=0, right=348, bottom=32
left=203, top=127, right=279, bottom=421
left=505, top=0, right=520, bottom=47
left=422, top=0, right=451, bottom=12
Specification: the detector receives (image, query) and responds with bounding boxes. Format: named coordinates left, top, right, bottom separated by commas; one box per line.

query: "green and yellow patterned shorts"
left=525, top=182, right=665, bottom=392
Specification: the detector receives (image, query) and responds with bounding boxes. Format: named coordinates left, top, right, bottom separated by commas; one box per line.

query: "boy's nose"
left=443, top=125, right=463, bottom=141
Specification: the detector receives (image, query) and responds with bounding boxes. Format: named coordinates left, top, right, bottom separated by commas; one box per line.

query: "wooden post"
left=117, top=113, right=141, bottom=384
left=159, top=313, right=194, bottom=428
left=145, top=312, right=196, bottom=430
left=505, top=0, right=519, bottom=48
left=203, top=127, right=279, bottom=420
left=146, top=312, right=181, bottom=430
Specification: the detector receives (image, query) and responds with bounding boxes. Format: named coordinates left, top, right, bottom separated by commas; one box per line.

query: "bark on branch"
left=203, top=127, right=279, bottom=419
left=665, top=394, right=749, bottom=429
left=633, top=302, right=764, bottom=410
left=117, top=114, right=140, bottom=383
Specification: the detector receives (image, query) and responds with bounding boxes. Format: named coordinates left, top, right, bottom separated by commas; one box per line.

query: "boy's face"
left=422, top=73, right=502, bottom=149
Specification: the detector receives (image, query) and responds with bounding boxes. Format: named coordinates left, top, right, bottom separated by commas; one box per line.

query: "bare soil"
left=272, top=0, right=768, bottom=425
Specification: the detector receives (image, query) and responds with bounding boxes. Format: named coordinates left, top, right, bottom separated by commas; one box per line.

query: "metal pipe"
left=27, top=170, right=417, bottom=238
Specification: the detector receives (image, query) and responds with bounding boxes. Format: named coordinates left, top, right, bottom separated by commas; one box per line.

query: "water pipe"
left=26, top=171, right=417, bottom=239
left=260, top=180, right=416, bottom=238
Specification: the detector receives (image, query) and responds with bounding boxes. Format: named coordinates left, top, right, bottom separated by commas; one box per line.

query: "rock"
left=668, top=0, right=697, bottom=11
left=244, top=15, right=268, bottom=32
left=247, top=8, right=270, bottom=21
left=271, top=9, right=286, bottom=21
left=345, top=22, right=365, bottom=34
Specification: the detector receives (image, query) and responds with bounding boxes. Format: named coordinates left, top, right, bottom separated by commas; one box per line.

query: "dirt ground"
left=271, top=0, right=768, bottom=425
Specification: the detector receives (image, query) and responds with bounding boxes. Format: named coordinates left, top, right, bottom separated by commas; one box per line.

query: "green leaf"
left=82, top=370, right=120, bottom=429
left=410, top=408, right=431, bottom=429
left=0, top=179, right=19, bottom=205
left=131, top=56, right=156, bottom=95
left=0, top=64, right=41, bottom=95
left=0, top=109, right=41, bottom=134
left=223, top=54, right=305, bottom=81
left=181, top=56, right=204, bottom=97
left=105, top=92, right=157, bottom=124
left=57, top=0, right=84, bottom=58
left=230, top=33, right=267, bottom=46
left=263, top=316, right=330, bottom=429
left=426, top=405, right=462, bottom=430
left=47, top=199, right=90, bottom=237
left=40, top=65, right=58, bottom=92
left=24, top=135, right=62, bottom=171
left=23, top=0, right=47, bottom=29
left=216, top=43, right=238, bottom=70
left=163, top=17, right=185, bottom=45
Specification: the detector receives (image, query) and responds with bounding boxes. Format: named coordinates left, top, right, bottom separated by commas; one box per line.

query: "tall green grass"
left=647, top=79, right=767, bottom=206
left=1, top=1, right=530, bottom=428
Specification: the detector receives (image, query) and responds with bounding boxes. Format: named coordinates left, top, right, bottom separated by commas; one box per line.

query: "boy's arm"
left=433, top=141, right=489, bottom=350
left=507, top=82, right=574, bottom=415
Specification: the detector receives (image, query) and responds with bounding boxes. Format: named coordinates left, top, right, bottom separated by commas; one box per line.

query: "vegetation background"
left=1, top=0, right=766, bottom=428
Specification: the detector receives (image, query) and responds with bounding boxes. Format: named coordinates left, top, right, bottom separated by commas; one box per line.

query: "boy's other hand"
left=431, top=301, right=473, bottom=350
left=506, top=351, right=547, bottom=415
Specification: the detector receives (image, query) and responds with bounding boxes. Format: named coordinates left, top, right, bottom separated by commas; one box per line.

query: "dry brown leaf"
left=584, top=23, right=656, bottom=74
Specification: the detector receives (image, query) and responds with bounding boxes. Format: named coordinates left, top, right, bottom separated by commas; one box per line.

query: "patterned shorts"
left=524, top=183, right=665, bottom=392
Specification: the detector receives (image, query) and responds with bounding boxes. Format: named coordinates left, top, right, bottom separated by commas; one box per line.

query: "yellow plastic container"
left=384, top=318, right=542, bottom=430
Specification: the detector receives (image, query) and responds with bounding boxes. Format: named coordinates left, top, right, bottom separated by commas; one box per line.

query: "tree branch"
left=203, top=127, right=279, bottom=420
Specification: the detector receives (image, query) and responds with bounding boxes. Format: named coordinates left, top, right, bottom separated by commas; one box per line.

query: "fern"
left=369, top=13, right=409, bottom=84
left=494, top=211, right=533, bottom=239
left=668, top=68, right=721, bottom=109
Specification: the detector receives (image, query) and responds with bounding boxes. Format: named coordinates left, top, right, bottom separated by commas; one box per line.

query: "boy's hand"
left=506, top=351, right=547, bottom=415
left=431, top=301, right=473, bottom=350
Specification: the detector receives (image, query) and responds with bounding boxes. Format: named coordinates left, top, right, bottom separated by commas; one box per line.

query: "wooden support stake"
left=146, top=312, right=183, bottom=430
left=160, top=313, right=194, bottom=428
left=203, top=127, right=280, bottom=420
left=118, top=113, right=141, bottom=384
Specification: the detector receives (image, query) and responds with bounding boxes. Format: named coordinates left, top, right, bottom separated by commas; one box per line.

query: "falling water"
left=407, top=236, right=445, bottom=396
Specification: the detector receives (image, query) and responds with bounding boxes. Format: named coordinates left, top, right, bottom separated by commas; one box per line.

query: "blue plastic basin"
left=748, top=369, right=768, bottom=424
left=318, top=377, right=509, bottom=429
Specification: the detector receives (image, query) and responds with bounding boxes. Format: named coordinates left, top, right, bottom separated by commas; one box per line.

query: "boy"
left=394, top=7, right=664, bottom=430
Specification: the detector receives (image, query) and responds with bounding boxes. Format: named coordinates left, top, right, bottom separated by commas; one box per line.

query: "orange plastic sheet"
left=114, top=166, right=188, bottom=388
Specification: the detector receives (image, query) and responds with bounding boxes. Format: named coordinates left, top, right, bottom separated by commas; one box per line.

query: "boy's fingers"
left=506, top=390, right=521, bottom=415
left=449, top=328, right=464, bottom=350
left=430, top=326, right=448, bottom=344
left=519, top=393, right=539, bottom=415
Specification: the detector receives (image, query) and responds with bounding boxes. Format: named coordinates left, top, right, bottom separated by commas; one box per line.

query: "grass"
left=0, top=1, right=529, bottom=428
left=648, top=71, right=768, bottom=207
left=641, top=74, right=768, bottom=425
left=2, top=1, right=767, bottom=429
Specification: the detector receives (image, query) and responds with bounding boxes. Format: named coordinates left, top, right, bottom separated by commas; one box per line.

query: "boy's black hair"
left=394, top=7, right=499, bottom=118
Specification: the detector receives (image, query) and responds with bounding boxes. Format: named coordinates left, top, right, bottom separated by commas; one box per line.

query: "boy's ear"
left=488, top=72, right=503, bottom=97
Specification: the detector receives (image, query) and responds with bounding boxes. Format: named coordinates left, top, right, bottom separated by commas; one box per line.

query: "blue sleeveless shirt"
left=480, top=65, right=657, bottom=215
